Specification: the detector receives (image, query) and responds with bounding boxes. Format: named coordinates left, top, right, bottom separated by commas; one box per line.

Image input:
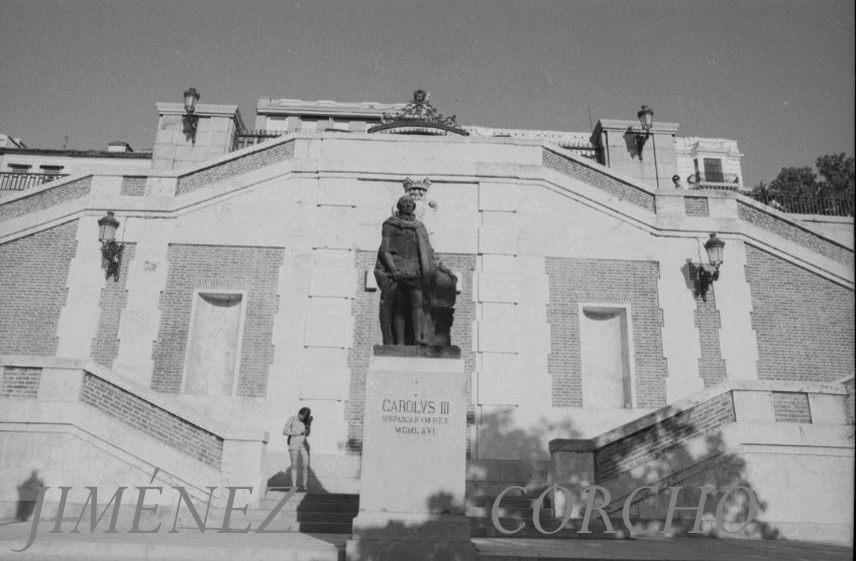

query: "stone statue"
left=375, top=194, right=457, bottom=347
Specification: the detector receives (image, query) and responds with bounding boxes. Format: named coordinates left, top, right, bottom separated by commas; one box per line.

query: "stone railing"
left=748, top=193, right=854, bottom=217
left=548, top=379, right=852, bottom=519
left=0, top=356, right=269, bottom=506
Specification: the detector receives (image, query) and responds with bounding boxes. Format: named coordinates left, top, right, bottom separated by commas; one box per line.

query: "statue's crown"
left=403, top=177, right=431, bottom=192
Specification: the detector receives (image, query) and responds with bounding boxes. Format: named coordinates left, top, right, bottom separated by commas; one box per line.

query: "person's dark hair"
left=298, top=407, right=312, bottom=419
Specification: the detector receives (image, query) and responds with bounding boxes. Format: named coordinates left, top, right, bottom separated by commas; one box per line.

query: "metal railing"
left=232, top=129, right=286, bottom=151
left=687, top=172, right=741, bottom=190
left=0, top=172, right=69, bottom=191
left=748, top=194, right=854, bottom=217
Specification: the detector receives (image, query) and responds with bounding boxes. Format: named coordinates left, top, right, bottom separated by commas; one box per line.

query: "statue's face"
left=408, top=188, right=426, bottom=201
left=398, top=197, right=416, bottom=215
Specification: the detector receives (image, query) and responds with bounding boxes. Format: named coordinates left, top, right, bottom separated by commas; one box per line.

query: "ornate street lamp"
left=634, top=105, right=654, bottom=159
left=183, top=87, right=201, bottom=143
left=98, top=211, right=124, bottom=282
left=697, top=233, right=725, bottom=299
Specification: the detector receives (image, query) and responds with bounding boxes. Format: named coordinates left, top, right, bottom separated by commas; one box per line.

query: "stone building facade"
left=1, top=92, right=853, bottom=542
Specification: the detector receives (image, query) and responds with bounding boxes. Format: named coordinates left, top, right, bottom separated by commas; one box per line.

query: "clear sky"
left=1, top=0, right=853, bottom=187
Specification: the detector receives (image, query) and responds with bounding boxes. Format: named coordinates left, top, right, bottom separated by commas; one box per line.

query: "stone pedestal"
left=346, top=355, right=474, bottom=561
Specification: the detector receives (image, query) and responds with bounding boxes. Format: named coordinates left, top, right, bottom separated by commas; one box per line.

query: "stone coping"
left=0, top=355, right=268, bottom=443
left=155, top=102, right=245, bottom=130
left=373, top=345, right=461, bottom=359
left=0, top=136, right=850, bottom=290
left=549, top=379, right=851, bottom=454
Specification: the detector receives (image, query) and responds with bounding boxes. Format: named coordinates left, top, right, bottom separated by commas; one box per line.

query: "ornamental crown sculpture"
left=403, top=177, right=431, bottom=193
left=380, top=90, right=459, bottom=128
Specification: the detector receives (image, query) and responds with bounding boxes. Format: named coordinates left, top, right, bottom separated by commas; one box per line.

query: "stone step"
left=470, top=523, right=633, bottom=539
left=259, top=495, right=360, bottom=513
left=468, top=514, right=729, bottom=539
left=263, top=489, right=359, bottom=504
left=191, top=510, right=358, bottom=526
left=466, top=505, right=556, bottom=518
left=468, top=495, right=553, bottom=509
left=468, top=515, right=570, bottom=529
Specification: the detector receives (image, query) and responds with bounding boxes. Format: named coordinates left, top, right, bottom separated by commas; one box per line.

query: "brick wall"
left=0, top=177, right=91, bottom=222
left=542, top=148, right=656, bottom=212
left=0, top=221, right=78, bottom=355
left=176, top=141, right=295, bottom=196
left=738, top=201, right=853, bottom=267
left=0, top=366, right=42, bottom=399
left=594, top=391, right=736, bottom=482
left=693, top=283, right=727, bottom=388
left=80, top=372, right=223, bottom=467
left=772, top=392, right=812, bottom=423
left=151, top=245, right=284, bottom=396
left=545, top=258, right=667, bottom=408
left=90, top=244, right=136, bottom=368
left=120, top=176, right=147, bottom=196
left=684, top=197, right=710, bottom=217
left=745, top=245, right=855, bottom=382
left=347, top=251, right=475, bottom=451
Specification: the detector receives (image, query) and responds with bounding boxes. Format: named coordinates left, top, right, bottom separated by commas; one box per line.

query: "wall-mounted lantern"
left=634, top=105, right=654, bottom=159
left=98, top=211, right=124, bottom=282
left=183, top=87, right=201, bottom=143
left=696, top=233, right=725, bottom=299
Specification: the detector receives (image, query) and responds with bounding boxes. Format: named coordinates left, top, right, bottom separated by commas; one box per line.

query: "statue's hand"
left=437, top=262, right=455, bottom=279
left=391, top=269, right=403, bottom=282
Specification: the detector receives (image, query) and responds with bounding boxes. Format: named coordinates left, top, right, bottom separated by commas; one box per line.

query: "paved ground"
left=1, top=520, right=852, bottom=561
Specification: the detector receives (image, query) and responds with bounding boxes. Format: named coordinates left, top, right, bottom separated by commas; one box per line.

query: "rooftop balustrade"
left=687, top=172, right=741, bottom=190
left=0, top=172, right=68, bottom=191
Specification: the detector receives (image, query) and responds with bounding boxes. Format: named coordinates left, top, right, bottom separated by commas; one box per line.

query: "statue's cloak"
left=374, top=216, right=437, bottom=344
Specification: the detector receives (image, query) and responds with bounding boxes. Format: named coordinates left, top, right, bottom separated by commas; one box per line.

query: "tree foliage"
left=753, top=153, right=855, bottom=201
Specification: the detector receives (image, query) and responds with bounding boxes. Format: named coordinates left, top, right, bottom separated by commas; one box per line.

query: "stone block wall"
left=0, top=221, right=78, bottom=355
left=745, top=245, right=855, bottom=382
left=151, top=244, right=284, bottom=396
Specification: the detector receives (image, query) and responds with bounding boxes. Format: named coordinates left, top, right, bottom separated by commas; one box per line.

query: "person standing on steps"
left=283, top=407, right=312, bottom=492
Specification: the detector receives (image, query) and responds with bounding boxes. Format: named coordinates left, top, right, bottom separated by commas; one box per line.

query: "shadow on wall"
left=14, top=470, right=44, bottom=523
left=602, top=420, right=780, bottom=540
left=472, top=407, right=583, bottom=494
left=472, top=405, right=784, bottom=540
